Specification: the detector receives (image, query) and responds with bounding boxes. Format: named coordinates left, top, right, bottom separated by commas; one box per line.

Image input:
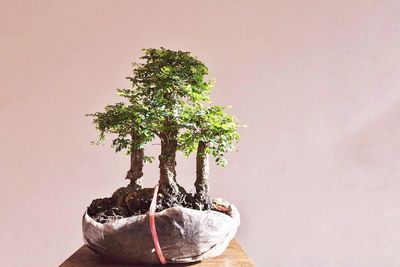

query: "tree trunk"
left=158, top=132, right=180, bottom=196
left=126, top=131, right=144, bottom=189
left=194, top=141, right=211, bottom=210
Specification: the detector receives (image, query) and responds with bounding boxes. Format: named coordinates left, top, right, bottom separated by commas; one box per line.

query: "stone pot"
left=82, top=200, right=240, bottom=264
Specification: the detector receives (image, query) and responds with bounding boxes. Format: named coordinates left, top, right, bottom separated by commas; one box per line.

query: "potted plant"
left=83, top=48, right=241, bottom=264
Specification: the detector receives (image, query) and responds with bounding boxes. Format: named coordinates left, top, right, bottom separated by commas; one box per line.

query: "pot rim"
left=84, top=198, right=240, bottom=228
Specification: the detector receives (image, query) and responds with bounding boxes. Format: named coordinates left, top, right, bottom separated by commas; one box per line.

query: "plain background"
left=1, top=1, right=400, bottom=266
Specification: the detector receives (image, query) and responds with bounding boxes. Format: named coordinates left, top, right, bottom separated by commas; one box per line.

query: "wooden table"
left=60, top=239, right=254, bottom=267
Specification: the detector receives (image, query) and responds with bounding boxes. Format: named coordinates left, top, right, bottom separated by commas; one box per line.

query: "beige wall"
left=2, top=1, right=400, bottom=266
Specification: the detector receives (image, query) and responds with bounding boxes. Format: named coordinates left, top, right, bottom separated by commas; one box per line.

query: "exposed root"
left=87, top=182, right=224, bottom=224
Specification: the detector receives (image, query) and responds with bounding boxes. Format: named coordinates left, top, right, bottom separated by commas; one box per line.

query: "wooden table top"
left=59, top=239, right=254, bottom=267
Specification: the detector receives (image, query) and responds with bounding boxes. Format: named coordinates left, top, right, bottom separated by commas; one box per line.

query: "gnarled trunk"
left=158, top=132, right=180, bottom=196
left=194, top=141, right=211, bottom=210
left=126, top=148, right=144, bottom=189
left=126, top=131, right=144, bottom=189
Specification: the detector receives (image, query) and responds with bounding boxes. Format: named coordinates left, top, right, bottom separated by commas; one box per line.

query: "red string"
left=149, top=184, right=167, bottom=264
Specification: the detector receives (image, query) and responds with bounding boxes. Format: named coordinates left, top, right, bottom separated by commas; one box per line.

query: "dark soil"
left=87, top=185, right=214, bottom=223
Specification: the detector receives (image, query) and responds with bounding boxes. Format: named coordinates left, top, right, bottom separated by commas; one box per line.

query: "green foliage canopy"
left=87, top=101, right=154, bottom=159
left=89, top=48, right=240, bottom=168
left=120, top=48, right=213, bottom=139
left=179, top=105, right=240, bottom=166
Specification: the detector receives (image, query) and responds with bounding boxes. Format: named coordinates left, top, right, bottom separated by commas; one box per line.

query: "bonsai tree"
left=120, top=48, right=213, bottom=204
left=179, top=105, right=240, bottom=210
left=88, top=100, right=154, bottom=189
left=84, top=48, right=243, bottom=265
left=88, top=48, right=241, bottom=216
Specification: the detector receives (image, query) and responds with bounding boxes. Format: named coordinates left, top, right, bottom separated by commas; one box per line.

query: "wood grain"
left=59, top=239, right=255, bottom=267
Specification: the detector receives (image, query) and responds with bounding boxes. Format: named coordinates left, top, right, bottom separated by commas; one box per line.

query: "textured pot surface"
left=82, top=201, right=240, bottom=264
